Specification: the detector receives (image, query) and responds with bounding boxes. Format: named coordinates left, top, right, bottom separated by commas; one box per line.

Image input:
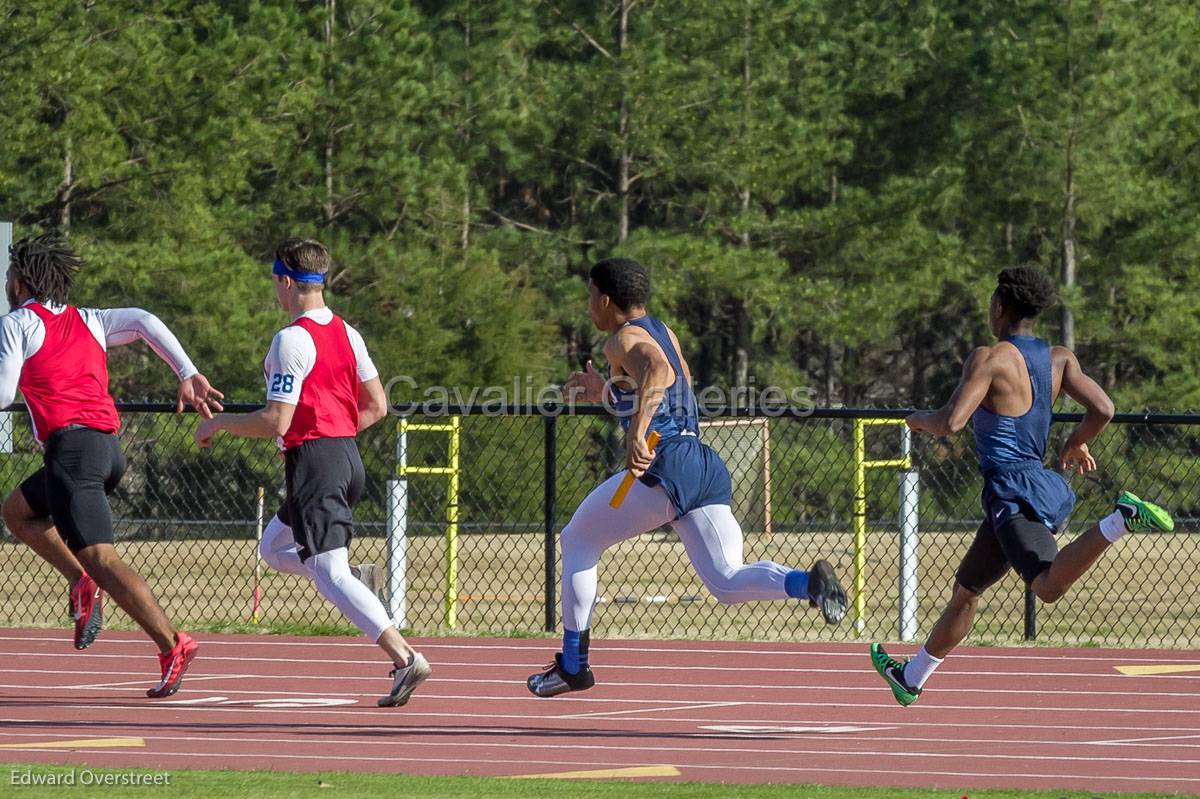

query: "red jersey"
left=18, top=303, right=121, bottom=443
left=281, top=314, right=360, bottom=450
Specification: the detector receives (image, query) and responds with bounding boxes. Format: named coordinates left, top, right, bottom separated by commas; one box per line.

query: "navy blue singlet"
left=972, top=336, right=1075, bottom=530
left=608, top=316, right=731, bottom=517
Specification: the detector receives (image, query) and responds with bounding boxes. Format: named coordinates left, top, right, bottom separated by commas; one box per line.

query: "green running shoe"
left=870, top=642, right=921, bottom=707
left=1116, top=491, right=1175, bottom=533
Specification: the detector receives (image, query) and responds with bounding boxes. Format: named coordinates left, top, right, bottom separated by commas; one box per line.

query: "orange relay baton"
left=610, top=430, right=661, bottom=509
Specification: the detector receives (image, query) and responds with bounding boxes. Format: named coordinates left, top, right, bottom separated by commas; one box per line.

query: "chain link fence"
left=1, top=404, right=1196, bottom=647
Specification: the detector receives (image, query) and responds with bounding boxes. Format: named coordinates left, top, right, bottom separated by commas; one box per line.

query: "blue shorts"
left=639, top=435, right=732, bottom=518
left=981, top=461, right=1075, bottom=532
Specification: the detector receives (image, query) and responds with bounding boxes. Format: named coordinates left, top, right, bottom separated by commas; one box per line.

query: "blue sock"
left=785, top=570, right=809, bottom=599
left=562, top=629, right=582, bottom=674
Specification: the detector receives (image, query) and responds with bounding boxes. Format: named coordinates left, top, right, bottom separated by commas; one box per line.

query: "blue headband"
left=272, top=258, right=326, bottom=284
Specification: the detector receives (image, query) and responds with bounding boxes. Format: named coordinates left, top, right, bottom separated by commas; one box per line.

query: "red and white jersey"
left=263, top=307, right=377, bottom=450
left=0, top=300, right=198, bottom=443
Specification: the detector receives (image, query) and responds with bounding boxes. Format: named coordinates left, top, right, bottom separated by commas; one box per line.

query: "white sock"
left=902, top=647, right=944, bottom=690
left=1098, top=510, right=1128, bottom=544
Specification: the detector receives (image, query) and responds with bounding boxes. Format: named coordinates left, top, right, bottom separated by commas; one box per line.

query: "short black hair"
left=995, top=265, right=1057, bottom=319
left=589, top=258, right=649, bottom=312
left=9, top=234, right=80, bottom=305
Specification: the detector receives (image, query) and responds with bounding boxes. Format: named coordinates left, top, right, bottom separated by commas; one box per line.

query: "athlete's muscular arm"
left=194, top=401, right=295, bottom=447
left=357, top=377, right=388, bottom=431
left=93, top=308, right=224, bottom=418
left=1055, top=347, right=1115, bottom=474
left=606, top=330, right=673, bottom=476
left=194, top=329, right=308, bottom=448
left=907, top=347, right=994, bottom=437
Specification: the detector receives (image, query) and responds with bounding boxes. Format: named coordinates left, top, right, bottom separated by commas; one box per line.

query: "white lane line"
left=555, top=702, right=744, bottom=720
left=0, top=633, right=1193, bottom=664
left=0, top=713, right=1191, bottom=737
left=0, top=725, right=1193, bottom=756
left=4, top=651, right=1191, bottom=682
left=163, top=697, right=230, bottom=705
left=15, top=743, right=1200, bottom=784
left=65, top=675, right=247, bottom=690
left=1089, top=733, right=1200, bottom=746
left=0, top=684, right=372, bottom=700
left=2, top=685, right=1198, bottom=717
left=12, top=667, right=1200, bottom=698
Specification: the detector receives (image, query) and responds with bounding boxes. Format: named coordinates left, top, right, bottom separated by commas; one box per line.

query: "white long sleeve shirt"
left=0, top=299, right=199, bottom=409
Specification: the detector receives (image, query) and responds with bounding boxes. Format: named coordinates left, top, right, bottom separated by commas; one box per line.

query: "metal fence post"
left=898, top=467, right=919, bottom=642
left=387, top=421, right=408, bottom=628
left=543, top=413, right=558, bottom=633
left=1024, top=585, right=1037, bottom=640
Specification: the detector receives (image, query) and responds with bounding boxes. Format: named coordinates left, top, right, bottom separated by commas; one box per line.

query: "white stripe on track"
left=10, top=744, right=1200, bottom=785
left=0, top=713, right=1193, bottom=736
left=1, top=684, right=1198, bottom=716
left=555, top=701, right=744, bottom=719
left=9, top=667, right=1200, bottom=698
left=4, top=650, right=1192, bottom=682
left=1, top=632, right=1195, bottom=664
left=0, top=724, right=1196, bottom=754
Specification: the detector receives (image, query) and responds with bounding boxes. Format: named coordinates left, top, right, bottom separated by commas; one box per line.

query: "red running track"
left=0, top=628, right=1198, bottom=794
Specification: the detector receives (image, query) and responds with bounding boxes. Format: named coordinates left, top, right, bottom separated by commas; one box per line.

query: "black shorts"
left=278, top=437, right=365, bottom=562
left=956, top=507, right=1059, bottom=594
left=19, top=427, right=126, bottom=553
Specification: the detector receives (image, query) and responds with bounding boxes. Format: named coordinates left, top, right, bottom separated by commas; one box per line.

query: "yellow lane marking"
left=1116, top=664, right=1200, bottom=676
left=0, top=737, right=146, bottom=750
left=509, top=764, right=681, bottom=780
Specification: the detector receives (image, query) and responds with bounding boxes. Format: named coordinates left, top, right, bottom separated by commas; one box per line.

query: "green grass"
left=0, top=764, right=1183, bottom=799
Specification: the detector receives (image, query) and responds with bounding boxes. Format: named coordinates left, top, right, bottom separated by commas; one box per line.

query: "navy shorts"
left=956, top=500, right=1059, bottom=593
left=639, top=435, right=732, bottom=518
left=277, top=437, right=365, bottom=561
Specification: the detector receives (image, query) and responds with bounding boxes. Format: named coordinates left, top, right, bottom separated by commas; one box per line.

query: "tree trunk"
left=733, top=300, right=750, bottom=390
left=842, top=345, right=854, bottom=406
left=1060, top=3, right=1077, bottom=350
left=824, top=343, right=834, bottom=405
left=739, top=0, right=751, bottom=246
left=323, top=0, right=336, bottom=227
left=1105, top=285, right=1117, bottom=388
left=60, top=145, right=73, bottom=233
left=617, top=0, right=630, bottom=243
left=1062, top=157, right=1076, bottom=350
left=461, top=11, right=472, bottom=251
left=732, top=4, right=751, bottom=383
left=911, top=328, right=924, bottom=407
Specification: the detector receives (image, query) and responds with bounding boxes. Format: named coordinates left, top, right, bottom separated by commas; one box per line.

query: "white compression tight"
left=260, top=515, right=392, bottom=641
left=560, top=472, right=794, bottom=632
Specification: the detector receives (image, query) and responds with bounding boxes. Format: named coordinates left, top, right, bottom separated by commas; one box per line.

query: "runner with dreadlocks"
left=0, top=234, right=223, bottom=698
left=870, top=265, right=1175, bottom=707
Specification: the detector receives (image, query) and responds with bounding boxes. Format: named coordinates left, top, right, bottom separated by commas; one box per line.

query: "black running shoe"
left=527, top=653, right=595, bottom=697
left=807, top=559, right=848, bottom=625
